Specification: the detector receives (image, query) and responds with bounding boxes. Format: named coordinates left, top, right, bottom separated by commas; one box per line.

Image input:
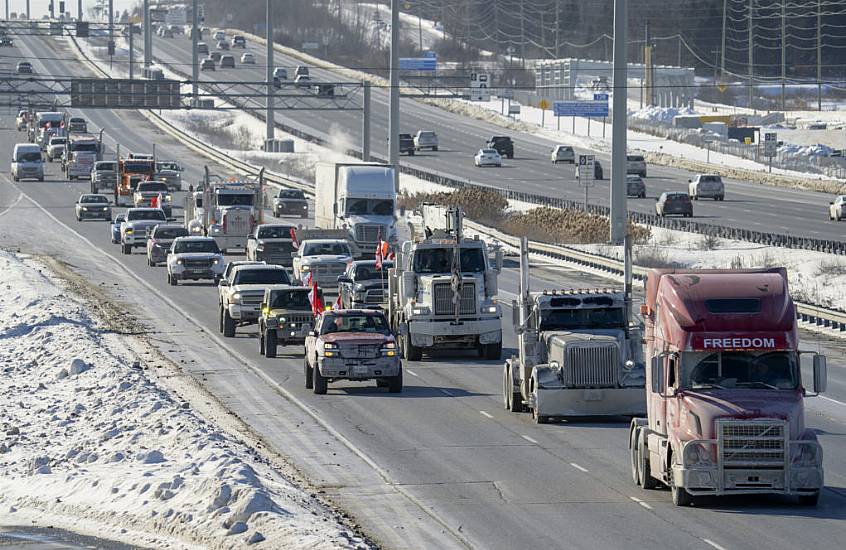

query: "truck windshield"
left=124, top=161, right=154, bottom=174
left=270, top=291, right=311, bottom=310
left=321, top=314, right=390, bottom=335
left=355, top=263, right=392, bottom=280
left=17, top=152, right=42, bottom=162
left=154, top=227, right=188, bottom=239
left=344, top=198, right=394, bottom=216
left=96, top=162, right=117, bottom=171
left=681, top=351, right=799, bottom=390
left=413, top=247, right=486, bottom=274
left=71, top=142, right=98, bottom=153
left=539, top=307, right=626, bottom=331
left=126, top=210, right=166, bottom=221
left=174, top=240, right=220, bottom=253
left=302, top=242, right=351, bottom=256
left=258, top=226, right=294, bottom=239
left=233, top=269, right=291, bottom=285
left=217, top=193, right=254, bottom=206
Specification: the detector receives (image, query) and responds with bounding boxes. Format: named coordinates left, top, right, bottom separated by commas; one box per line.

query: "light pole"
left=266, top=0, right=274, bottom=141
left=191, top=0, right=198, bottom=103
left=610, top=0, right=628, bottom=244
left=143, top=0, right=152, bottom=70
left=388, top=0, right=400, bottom=191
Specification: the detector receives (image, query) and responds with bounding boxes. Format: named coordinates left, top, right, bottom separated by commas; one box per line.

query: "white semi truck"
left=315, top=162, right=397, bottom=258
left=503, top=237, right=646, bottom=423
left=387, top=206, right=502, bottom=361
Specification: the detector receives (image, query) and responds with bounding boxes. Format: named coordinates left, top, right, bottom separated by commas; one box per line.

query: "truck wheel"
left=504, top=364, right=523, bottom=412
left=484, top=341, right=502, bottom=360
left=168, top=273, right=178, bottom=286
left=264, top=330, right=277, bottom=358
left=258, top=330, right=266, bottom=356
left=432, top=146, right=438, bottom=151
left=387, top=369, right=403, bottom=393
left=304, top=357, right=313, bottom=389
left=671, top=484, right=693, bottom=507
left=630, top=429, right=641, bottom=486
left=402, top=332, right=422, bottom=361
left=122, top=243, right=131, bottom=255
left=532, top=407, right=549, bottom=424
left=798, top=492, right=820, bottom=506
left=222, top=309, right=236, bottom=337
left=638, top=432, right=659, bottom=489
left=218, top=306, right=225, bottom=333
left=312, top=363, right=327, bottom=394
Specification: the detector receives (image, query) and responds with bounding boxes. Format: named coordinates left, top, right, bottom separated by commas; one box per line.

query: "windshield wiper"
left=690, top=383, right=727, bottom=390
left=738, top=381, right=780, bottom=390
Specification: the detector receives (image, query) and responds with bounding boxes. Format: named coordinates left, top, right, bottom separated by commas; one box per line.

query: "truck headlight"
left=483, top=305, right=498, bottom=314
left=81, top=207, right=88, bottom=211
left=125, top=228, right=134, bottom=234
left=381, top=341, right=397, bottom=357
left=683, top=443, right=713, bottom=467
left=323, top=342, right=338, bottom=357
left=229, top=292, right=241, bottom=304
left=213, top=258, right=221, bottom=265
left=300, top=265, right=311, bottom=272
left=176, top=259, right=183, bottom=265
left=411, top=306, right=430, bottom=316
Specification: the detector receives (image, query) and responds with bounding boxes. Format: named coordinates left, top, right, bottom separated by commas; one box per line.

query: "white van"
left=11, top=143, right=44, bottom=182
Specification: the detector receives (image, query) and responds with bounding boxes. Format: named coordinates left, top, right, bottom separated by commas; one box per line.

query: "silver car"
left=413, top=130, right=438, bottom=151
left=75, top=193, right=112, bottom=221
left=551, top=145, right=575, bottom=164
left=626, top=175, right=646, bottom=198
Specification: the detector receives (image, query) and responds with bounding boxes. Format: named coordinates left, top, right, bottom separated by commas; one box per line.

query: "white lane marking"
left=820, top=395, right=846, bottom=407
left=479, top=410, right=494, bottom=419
left=702, top=538, right=729, bottom=550
left=0, top=191, right=23, bottom=218
left=12, top=185, right=474, bottom=549
left=629, top=496, right=653, bottom=510
left=405, top=369, right=419, bottom=377
left=570, top=462, right=589, bottom=473
left=439, top=388, right=454, bottom=397
left=521, top=435, right=538, bottom=444
left=499, top=289, right=518, bottom=302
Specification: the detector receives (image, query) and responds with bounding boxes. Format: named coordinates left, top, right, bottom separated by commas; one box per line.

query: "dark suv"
left=655, top=192, right=693, bottom=217
left=487, top=136, right=514, bottom=159
left=399, top=133, right=415, bottom=155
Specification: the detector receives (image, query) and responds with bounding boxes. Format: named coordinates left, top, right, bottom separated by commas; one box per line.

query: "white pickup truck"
left=291, top=239, right=353, bottom=292
left=218, top=263, right=292, bottom=337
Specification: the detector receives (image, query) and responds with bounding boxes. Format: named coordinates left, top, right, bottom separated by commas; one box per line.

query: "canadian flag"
left=333, top=293, right=342, bottom=310
left=290, top=227, right=299, bottom=249
left=375, top=240, right=392, bottom=270
left=150, top=194, right=159, bottom=208
left=302, top=270, right=313, bottom=288
left=308, top=278, right=323, bottom=316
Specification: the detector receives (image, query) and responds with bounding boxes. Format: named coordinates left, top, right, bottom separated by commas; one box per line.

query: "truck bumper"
left=534, top=386, right=645, bottom=417
left=254, top=252, right=293, bottom=266
left=227, top=304, right=260, bottom=322
left=318, top=356, right=400, bottom=379
left=269, top=323, right=311, bottom=344
left=408, top=319, right=501, bottom=348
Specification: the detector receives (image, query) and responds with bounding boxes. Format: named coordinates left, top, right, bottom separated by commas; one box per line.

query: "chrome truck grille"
left=718, top=420, right=786, bottom=469
left=561, top=342, right=619, bottom=387
left=433, top=282, right=476, bottom=316
left=240, top=292, right=264, bottom=307
left=339, top=343, right=380, bottom=359
left=355, top=224, right=385, bottom=243
left=222, top=209, right=252, bottom=236
left=183, top=259, right=212, bottom=269
left=364, top=288, right=385, bottom=304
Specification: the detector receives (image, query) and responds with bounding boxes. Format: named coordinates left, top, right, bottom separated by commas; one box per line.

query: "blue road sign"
left=553, top=100, right=609, bottom=117
left=593, top=92, right=609, bottom=101
left=399, top=57, right=437, bottom=71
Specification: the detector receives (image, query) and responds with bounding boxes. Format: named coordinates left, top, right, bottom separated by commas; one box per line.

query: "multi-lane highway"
left=3, top=32, right=846, bottom=550
left=130, top=31, right=846, bottom=243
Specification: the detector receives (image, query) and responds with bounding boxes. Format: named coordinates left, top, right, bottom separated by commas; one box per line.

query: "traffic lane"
left=12, top=150, right=846, bottom=550
left=158, top=37, right=842, bottom=240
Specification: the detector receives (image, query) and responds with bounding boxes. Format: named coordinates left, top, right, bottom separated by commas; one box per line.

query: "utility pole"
left=266, top=0, right=274, bottom=140
left=108, top=0, right=113, bottom=51
left=417, top=2, right=423, bottom=51
left=817, top=0, right=822, bottom=111
left=129, top=24, right=134, bottom=79
left=720, top=0, right=727, bottom=77
left=748, top=0, right=754, bottom=110
left=192, top=0, right=198, bottom=103
left=781, top=0, right=786, bottom=111
left=520, top=0, right=526, bottom=68
left=362, top=81, right=371, bottom=161
left=26, top=0, right=30, bottom=20
left=143, top=0, right=151, bottom=70
left=555, top=0, right=560, bottom=58
left=78, top=0, right=83, bottom=21
left=610, top=0, right=628, bottom=245
left=389, top=0, right=400, bottom=191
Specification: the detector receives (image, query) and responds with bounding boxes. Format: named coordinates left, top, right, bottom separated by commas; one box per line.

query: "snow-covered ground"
left=0, top=251, right=370, bottom=549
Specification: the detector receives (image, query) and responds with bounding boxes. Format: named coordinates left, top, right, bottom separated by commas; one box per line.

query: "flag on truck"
left=332, top=293, right=342, bottom=310
left=290, top=227, right=299, bottom=249
left=375, top=239, right=392, bottom=270
left=308, top=278, right=323, bottom=316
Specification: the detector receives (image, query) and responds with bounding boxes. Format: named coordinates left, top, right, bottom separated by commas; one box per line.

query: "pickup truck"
left=120, top=208, right=168, bottom=254
left=413, top=130, right=438, bottom=151
left=257, top=285, right=314, bottom=358
left=272, top=188, right=309, bottom=218
left=46, top=136, right=67, bottom=162
left=337, top=259, right=393, bottom=309
left=166, top=236, right=226, bottom=286
left=146, top=224, right=189, bottom=266
left=399, top=133, right=415, bottom=155
left=218, top=264, right=292, bottom=337
left=292, top=239, right=354, bottom=291
left=91, top=160, right=118, bottom=193
left=246, top=223, right=298, bottom=266
left=304, top=309, right=402, bottom=394
left=133, top=181, right=172, bottom=218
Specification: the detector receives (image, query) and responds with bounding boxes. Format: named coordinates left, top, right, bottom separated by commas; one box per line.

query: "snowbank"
left=0, top=251, right=370, bottom=549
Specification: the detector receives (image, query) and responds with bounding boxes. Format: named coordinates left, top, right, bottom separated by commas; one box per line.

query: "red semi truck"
left=630, top=268, right=828, bottom=506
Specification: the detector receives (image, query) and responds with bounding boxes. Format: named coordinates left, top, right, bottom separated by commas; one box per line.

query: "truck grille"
left=183, top=259, right=212, bottom=269
left=222, top=209, right=252, bottom=236
left=364, top=288, right=385, bottom=304
left=718, top=420, right=786, bottom=469
left=264, top=242, right=295, bottom=255
left=433, top=282, right=476, bottom=316
left=240, top=292, right=264, bottom=307
left=561, top=342, right=619, bottom=388
left=355, top=224, right=385, bottom=243
left=339, top=343, right=380, bottom=359
left=313, top=263, right=346, bottom=284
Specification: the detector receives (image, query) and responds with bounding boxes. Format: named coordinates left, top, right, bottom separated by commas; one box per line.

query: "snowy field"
left=0, top=251, right=370, bottom=549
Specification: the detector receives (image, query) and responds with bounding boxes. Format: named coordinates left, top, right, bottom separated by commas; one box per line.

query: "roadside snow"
left=0, top=251, right=370, bottom=549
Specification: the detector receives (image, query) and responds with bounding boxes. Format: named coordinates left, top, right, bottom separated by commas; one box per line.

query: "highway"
left=135, top=32, right=846, bottom=243
left=4, top=33, right=846, bottom=550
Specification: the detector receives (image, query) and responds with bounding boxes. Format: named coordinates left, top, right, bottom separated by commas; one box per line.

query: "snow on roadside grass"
left=0, top=251, right=370, bottom=550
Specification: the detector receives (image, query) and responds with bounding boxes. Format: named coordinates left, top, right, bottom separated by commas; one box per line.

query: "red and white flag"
left=308, top=279, right=323, bottom=316
left=332, top=293, right=342, bottom=310
left=302, top=270, right=313, bottom=288
left=290, top=227, right=299, bottom=250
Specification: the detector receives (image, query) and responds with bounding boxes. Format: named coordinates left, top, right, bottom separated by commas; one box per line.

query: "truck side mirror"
left=511, top=300, right=520, bottom=329
left=650, top=356, right=664, bottom=394
left=337, top=275, right=352, bottom=284
left=813, top=355, right=827, bottom=394
left=219, top=280, right=229, bottom=287
left=308, top=330, right=317, bottom=337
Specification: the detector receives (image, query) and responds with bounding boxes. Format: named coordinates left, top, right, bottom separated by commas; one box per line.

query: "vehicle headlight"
left=683, top=443, right=713, bottom=467
left=323, top=341, right=338, bottom=357
left=102, top=207, right=108, bottom=211
left=791, top=443, right=821, bottom=467
left=213, top=258, right=221, bottom=265
left=381, top=341, right=397, bottom=357
left=176, top=259, right=183, bottom=265
left=323, top=342, right=338, bottom=350
left=165, top=194, right=172, bottom=201
left=300, top=265, right=311, bottom=271
left=411, top=306, right=430, bottom=316
left=81, top=207, right=88, bottom=211
left=229, top=292, right=241, bottom=304
left=483, top=305, right=498, bottom=314
left=125, top=228, right=134, bottom=234
left=303, top=204, right=308, bottom=209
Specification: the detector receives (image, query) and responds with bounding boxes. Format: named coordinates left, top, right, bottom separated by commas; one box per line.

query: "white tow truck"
left=387, top=205, right=503, bottom=361
left=503, top=237, right=646, bottom=423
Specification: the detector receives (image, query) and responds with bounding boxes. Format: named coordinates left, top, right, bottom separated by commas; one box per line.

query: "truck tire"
left=218, top=306, right=224, bottom=333
left=304, top=357, right=313, bottom=389
left=222, top=309, right=236, bottom=337
left=402, top=331, right=422, bottom=361
left=638, top=432, right=659, bottom=489
left=630, top=429, right=641, bottom=485
left=312, top=363, right=327, bottom=394
left=484, top=341, right=502, bottom=360
left=504, top=363, right=523, bottom=413
left=671, top=484, right=693, bottom=507
left=258, top=329, right=266, bottom=356
left=168, top=272, right=178, bottom=286
left=122, top=243, right=131, bottom=255
left=264, top=330, right=277, bottom=358
left=387, top=369, right=403, bottom=393
left=798, top=492, right=820, bottom=506
left=532, top=407, right=549, bottom=424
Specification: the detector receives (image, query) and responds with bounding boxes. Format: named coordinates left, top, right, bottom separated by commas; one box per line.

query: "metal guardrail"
left=464, top=219, right=846, bottom=334
left=68, top=34, right=846, bottom=334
